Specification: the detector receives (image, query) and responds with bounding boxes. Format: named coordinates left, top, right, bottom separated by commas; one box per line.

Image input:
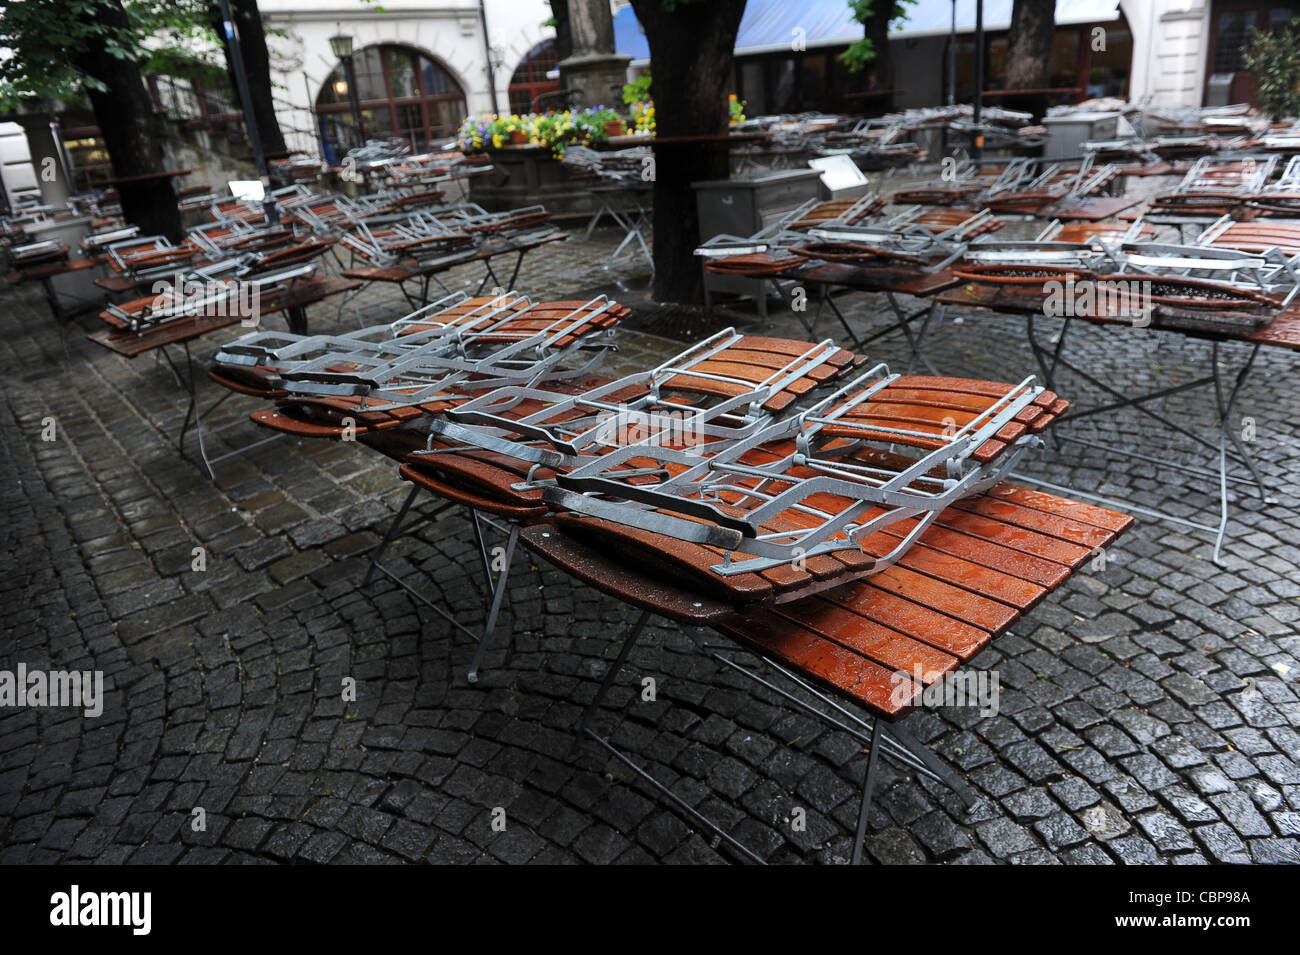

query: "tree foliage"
left=1243, top=18, right=1300, bottom=122
left=839, top=0, right=913, bottom=73
left=0, top=0, right=223, bottom=112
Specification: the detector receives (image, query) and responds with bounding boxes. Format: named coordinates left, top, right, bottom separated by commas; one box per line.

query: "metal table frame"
left=549, top=574, right=980, bottom=865
left=920, top=298, right=1274, bottom=563
left=158, top=340, right=283, bottom=479
left=583, top=184, right=653, bottom=271
left=361, top=483, right=522, bottom=684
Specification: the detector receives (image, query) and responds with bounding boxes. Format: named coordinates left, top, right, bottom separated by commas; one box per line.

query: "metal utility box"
left=692, top=169, right=821, bottom=314
left=1043, top=111, right=1121, bottom=160
left=0, top=121, right=39, bottom=208
left=25, top=215, right=103, bottom=314
left=1205, top=74, right=1234, bottom=109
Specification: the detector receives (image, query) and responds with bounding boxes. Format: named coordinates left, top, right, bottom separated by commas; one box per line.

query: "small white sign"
left=228, top=179, right=265, bottom=201
left=808, top=155, right=868, bottom=193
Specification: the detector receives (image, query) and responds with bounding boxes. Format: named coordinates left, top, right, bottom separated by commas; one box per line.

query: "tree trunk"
left=211, top=0, right=288, bottom=158
left=862, top=2, right=894, bottom=114
left=630, top=0, right=746, bottom=304
left=1005, top=0, right=1055, bottom=119
left=550, top=0, right=573, bottom=62
left=74, top=0, right=182, bottom=241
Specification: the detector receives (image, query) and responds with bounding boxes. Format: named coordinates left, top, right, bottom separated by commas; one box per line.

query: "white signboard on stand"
left=807, top=155, right=870, bottom=199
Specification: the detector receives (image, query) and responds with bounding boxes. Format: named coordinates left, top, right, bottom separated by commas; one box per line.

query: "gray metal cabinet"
left=693, top=169, right=821, bottom=315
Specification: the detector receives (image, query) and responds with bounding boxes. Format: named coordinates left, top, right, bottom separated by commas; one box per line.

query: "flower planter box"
left=467, top=146, right=600, bottom=220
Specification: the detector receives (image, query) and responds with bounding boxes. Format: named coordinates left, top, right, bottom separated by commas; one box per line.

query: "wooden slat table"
left=198, top=323, right=1132, bottom=861
left=341, top=232, right=569, bottom=310
left=519, top=476, right=1132, bottom=863
left=351, top=385, right=1124, bottom=863
left=1037, top=195, right=1144, bottom=221
left=237, top=331, right=866, bottom=681
left=7, top=256, right=105, bottom=321
left=86, top=275, right=362, bottom=477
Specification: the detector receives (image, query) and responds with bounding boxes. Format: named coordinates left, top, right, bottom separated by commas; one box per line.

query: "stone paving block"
left=4, top=214, right=1300, bottom=867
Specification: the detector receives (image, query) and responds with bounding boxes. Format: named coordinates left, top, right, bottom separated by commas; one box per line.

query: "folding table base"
left=774, top=278, right=942, bottom=374
left=577, top=608, right=981, bottom=865
left=1021, top=312, right=1270, bottom=564
left=585, top=192, right=653, bottom=271
left=158, top=341, right=285, bottom=480
left=913, top=303, right=1274, bottom=565
left=361, top=484, right=521, bottom=683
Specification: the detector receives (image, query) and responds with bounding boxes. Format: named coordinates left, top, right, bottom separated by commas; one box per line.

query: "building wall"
left=1122, top=0, right=1210, bottom=107
left=250, top=1, right=1213, bottom=157
left=0, top=122, right=40, bottom=209
left=258, top=0, right=557, bottom=141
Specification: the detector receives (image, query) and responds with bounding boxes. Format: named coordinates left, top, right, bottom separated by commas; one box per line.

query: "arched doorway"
left=507, top=39, right=561, bottom=114
left=316, top=44, right=467, bottom=161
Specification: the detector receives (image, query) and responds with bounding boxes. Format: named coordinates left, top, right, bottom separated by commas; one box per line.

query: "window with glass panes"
left=1210, top=1, right=1295, bottom=74
left=316, top=44, right=467, bottom=155
left=507, top=40, right=561, bottom=114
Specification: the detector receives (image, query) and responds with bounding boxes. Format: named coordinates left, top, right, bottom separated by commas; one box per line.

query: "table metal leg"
left=505, top=248, right=527, bottom=289
left=361, top=484, right=421, bottom=588
left=1212, top=341, right=1269, bottom=563
left=360, top=492, right=522, bottom=679
left=816, top=288, right=865, bottom=350
left=578, top=609, right=650, bottom=734
left=881, top=294, right=941, bottom=375
left=466, top=522, right=520, bottom=684
left=569, top=608, right=984, bottom=864
left=286, top=305, right=308, bottom=335
left=851, top=719, right=885, bottom=866
left=161, top=341, right=284, bottom=480
left=1014, top=310, right=1271, bottom=564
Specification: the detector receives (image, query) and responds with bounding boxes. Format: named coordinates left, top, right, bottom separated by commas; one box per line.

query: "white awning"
left=895, top=0, right=1121, bottom=42
left=614, top=1, right=1123, bottom=61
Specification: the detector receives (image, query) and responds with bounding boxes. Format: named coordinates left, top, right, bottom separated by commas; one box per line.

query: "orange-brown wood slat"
left=953, top=494, right=1117, bottom=549
left=857, top=530, right=1047, bottom=611
left=771, top=599, right=959, bottom=680
left=718, top=611, right=927, bottom=717
left=985, top=484, right=1133, bottom=532
left=819, top=577, right=994, bottom=660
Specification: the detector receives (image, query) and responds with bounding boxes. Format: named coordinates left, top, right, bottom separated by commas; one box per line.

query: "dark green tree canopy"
left=0, top=0, right=222, bottom=111
left=839, top=0, right=914, bottom=72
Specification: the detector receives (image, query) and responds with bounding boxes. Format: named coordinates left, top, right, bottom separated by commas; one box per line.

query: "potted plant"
left=575, top=106, right=620, bottom=144
left=1242, top=18, right=1300, bottom=122
left=623, top=72, right=655, bottom=136
left=457, top=115, right=493, bottom=153
left=533, top=111, right=580, bottom=157
left=494, top=115, right=528, bottom=146
left=631, top=101, right=655, bottom=134
left=729, top=94, right=746, bottom=126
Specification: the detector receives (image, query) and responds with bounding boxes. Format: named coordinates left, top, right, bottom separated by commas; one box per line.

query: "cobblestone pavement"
left=2, top=177, right=1300, bottom=865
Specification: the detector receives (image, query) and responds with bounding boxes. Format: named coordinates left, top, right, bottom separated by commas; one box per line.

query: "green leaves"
left=0, top=0, right=215, bottom=111
left=838, top=0, right=916, bottom=72
left=1242, top=18, right=1300, bottom=122
left=839, top=38, right=876, bottom=73
left=622, top=70, right=653, bottom=106
left=845, top=0, right=915, bottom=30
